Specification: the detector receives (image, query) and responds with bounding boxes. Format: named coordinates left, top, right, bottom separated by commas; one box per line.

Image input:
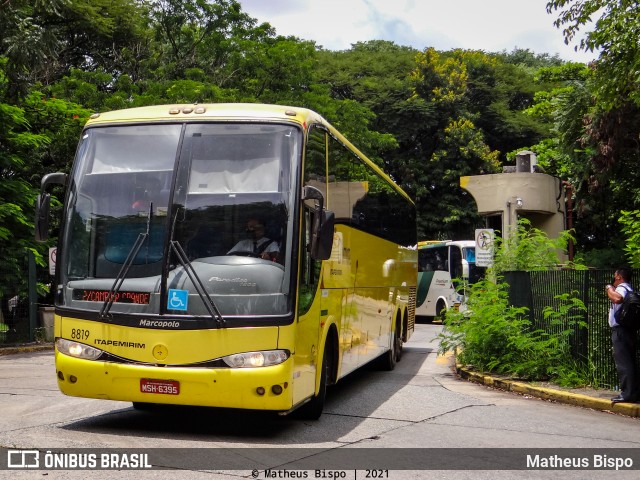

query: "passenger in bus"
left=131, top=178, right=163, bottom=214
left=228, top=218, right=279, bottom=261
left=131, top=185, right=151, bottom=212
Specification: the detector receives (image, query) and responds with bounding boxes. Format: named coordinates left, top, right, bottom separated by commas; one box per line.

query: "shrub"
left=439, top=278, right=588, bottom=385
left=438, top=218, right=590, bottom=386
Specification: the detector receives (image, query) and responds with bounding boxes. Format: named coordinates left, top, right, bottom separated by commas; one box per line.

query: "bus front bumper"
left=55, top=351, right=295, bottom=411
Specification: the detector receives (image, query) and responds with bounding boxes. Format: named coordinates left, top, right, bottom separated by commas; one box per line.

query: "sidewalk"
left=457, top=365, right=640, bottom=418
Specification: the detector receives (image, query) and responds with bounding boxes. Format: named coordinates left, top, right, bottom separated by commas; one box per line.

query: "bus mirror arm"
left=35, top=172, right=68, bottom=242
left=302, top=185, right=324, bottom=211
left=303, top=186, right=335, bottom=261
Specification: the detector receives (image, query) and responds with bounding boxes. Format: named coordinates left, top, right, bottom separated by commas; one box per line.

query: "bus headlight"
left=222, top=350, right=289, bottom=368
left=56, top=338, right=103, bottom=360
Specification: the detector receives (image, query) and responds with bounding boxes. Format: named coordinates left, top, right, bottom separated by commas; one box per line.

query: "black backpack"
left=614, top=285, right=640, bottom=331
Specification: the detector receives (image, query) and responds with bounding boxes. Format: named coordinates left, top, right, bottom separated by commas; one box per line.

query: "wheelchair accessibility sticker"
left=167, top=289, right=188, bottom=311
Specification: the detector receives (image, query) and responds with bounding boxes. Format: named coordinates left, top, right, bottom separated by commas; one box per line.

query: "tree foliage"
left=547, top=0, right=640, bottom=109
left=0, top=68, right=48, bottom=296
left=1, top=0, right=640, bottom=300
left=406, top=48, right=552, bottom=239
left=518, top=2, right=640, bottom=264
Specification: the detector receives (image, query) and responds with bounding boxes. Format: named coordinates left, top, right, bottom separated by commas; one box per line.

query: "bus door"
left=293, top=126, right=328, bottom=404
left=449, top=244, right=463, bottom=283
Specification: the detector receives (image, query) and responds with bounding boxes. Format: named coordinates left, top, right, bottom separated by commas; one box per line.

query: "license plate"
left=140, top=378, right=180, bottom=395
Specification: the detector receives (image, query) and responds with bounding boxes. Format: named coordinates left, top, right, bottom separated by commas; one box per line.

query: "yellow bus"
left=35, top=103, right=417, bottom=419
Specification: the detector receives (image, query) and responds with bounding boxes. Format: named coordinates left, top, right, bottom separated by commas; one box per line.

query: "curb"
left=457, top=367, right=640, bottom=418
left=0, top=343, right=54, bottom=356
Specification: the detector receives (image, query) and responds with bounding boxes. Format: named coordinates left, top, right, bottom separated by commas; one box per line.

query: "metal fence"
left=505, top=269, right=640, bottom=389
left=0, top=293, right=31, bottom=344
left=0, top=251, right=52, bottom=345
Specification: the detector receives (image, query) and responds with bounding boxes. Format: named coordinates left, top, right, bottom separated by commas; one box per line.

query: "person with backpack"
left=606, top=266, right=639, bottom=403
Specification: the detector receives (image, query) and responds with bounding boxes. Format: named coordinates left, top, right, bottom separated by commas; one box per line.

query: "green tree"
left=315, top=44, right=556, bottom=240
left=314, top=41, right=418, bottom=171
left=0, top=64, right=48, bottom=297
left=527, top=2, right=640, bottom=265
left=0, top=0, right=66, bottom=97
left=520, top=63, right=618, bottom=258
left=408, top=49, right=513, bottom=239
left=216, top=31, right=319, bottom=104
left=547, top=0, right=640, bottom=109
left=1, top=0, right=149, bottom=96
left=148, top=0, right=265, bottom=84
left=619, top=210, right=640, bottom=267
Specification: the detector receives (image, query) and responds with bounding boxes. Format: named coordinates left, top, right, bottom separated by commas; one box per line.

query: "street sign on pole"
left=49, top=247, right=57, bottom=275
left=475, top=229, right=494, bottom=267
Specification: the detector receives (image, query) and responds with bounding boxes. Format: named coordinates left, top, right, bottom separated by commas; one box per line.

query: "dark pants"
left=612, top=326, right=639, bottom=401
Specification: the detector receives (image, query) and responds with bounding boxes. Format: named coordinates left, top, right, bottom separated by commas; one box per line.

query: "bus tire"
left=396, top=324, right=403, bottom=363
left=296, top=342, right=331, bottom=420
left=380, top=327, right=400, bottom=371
left=436, top=300, right=447, bottom=322
left=421, top=315, right=433, bottom=324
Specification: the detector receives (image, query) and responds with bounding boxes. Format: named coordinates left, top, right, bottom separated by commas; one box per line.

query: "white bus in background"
left=416, top=240, right=486, bottom=322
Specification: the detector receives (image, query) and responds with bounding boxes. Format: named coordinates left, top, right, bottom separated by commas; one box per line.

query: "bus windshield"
left=60, top=122, right=300, bottom=319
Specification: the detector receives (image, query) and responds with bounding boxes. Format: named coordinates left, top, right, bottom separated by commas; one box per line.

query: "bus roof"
left=84, top=103, right=324, bottom=128
left=418, top=240, right=475, bottom=249
left=417, top=240, right=449, bottom=248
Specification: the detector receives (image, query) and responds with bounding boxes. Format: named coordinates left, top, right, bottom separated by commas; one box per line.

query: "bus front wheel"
left=296, top=342, right=331, bottom=420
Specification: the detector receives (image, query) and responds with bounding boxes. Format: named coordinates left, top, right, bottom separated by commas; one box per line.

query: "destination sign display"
left=73, top=289, right=151, bottom=305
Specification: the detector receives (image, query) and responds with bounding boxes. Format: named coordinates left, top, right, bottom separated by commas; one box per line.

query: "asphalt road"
left=1, top=324, right=639, bottom=479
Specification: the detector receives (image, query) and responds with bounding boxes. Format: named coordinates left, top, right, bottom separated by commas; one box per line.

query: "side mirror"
left=312, top=210, right=335, bottom=260
left=302, top=185, right=335, bottom=261
left=34, top=172, right=68, bottom=242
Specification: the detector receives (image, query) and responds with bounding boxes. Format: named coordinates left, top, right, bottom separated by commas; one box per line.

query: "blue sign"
left=167, top=289, right=188, bottom=311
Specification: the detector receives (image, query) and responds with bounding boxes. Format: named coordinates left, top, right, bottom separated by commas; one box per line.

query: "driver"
left=228, top=218, right=279, bottom=260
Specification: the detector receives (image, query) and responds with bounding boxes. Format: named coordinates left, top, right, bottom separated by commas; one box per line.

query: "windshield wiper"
left=170, top=240, right=225, bottom=328
left=100, top=204, right=153, bottom=319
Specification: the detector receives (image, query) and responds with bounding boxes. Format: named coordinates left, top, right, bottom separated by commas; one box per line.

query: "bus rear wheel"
left=379, top=327, right=401, bottom=371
